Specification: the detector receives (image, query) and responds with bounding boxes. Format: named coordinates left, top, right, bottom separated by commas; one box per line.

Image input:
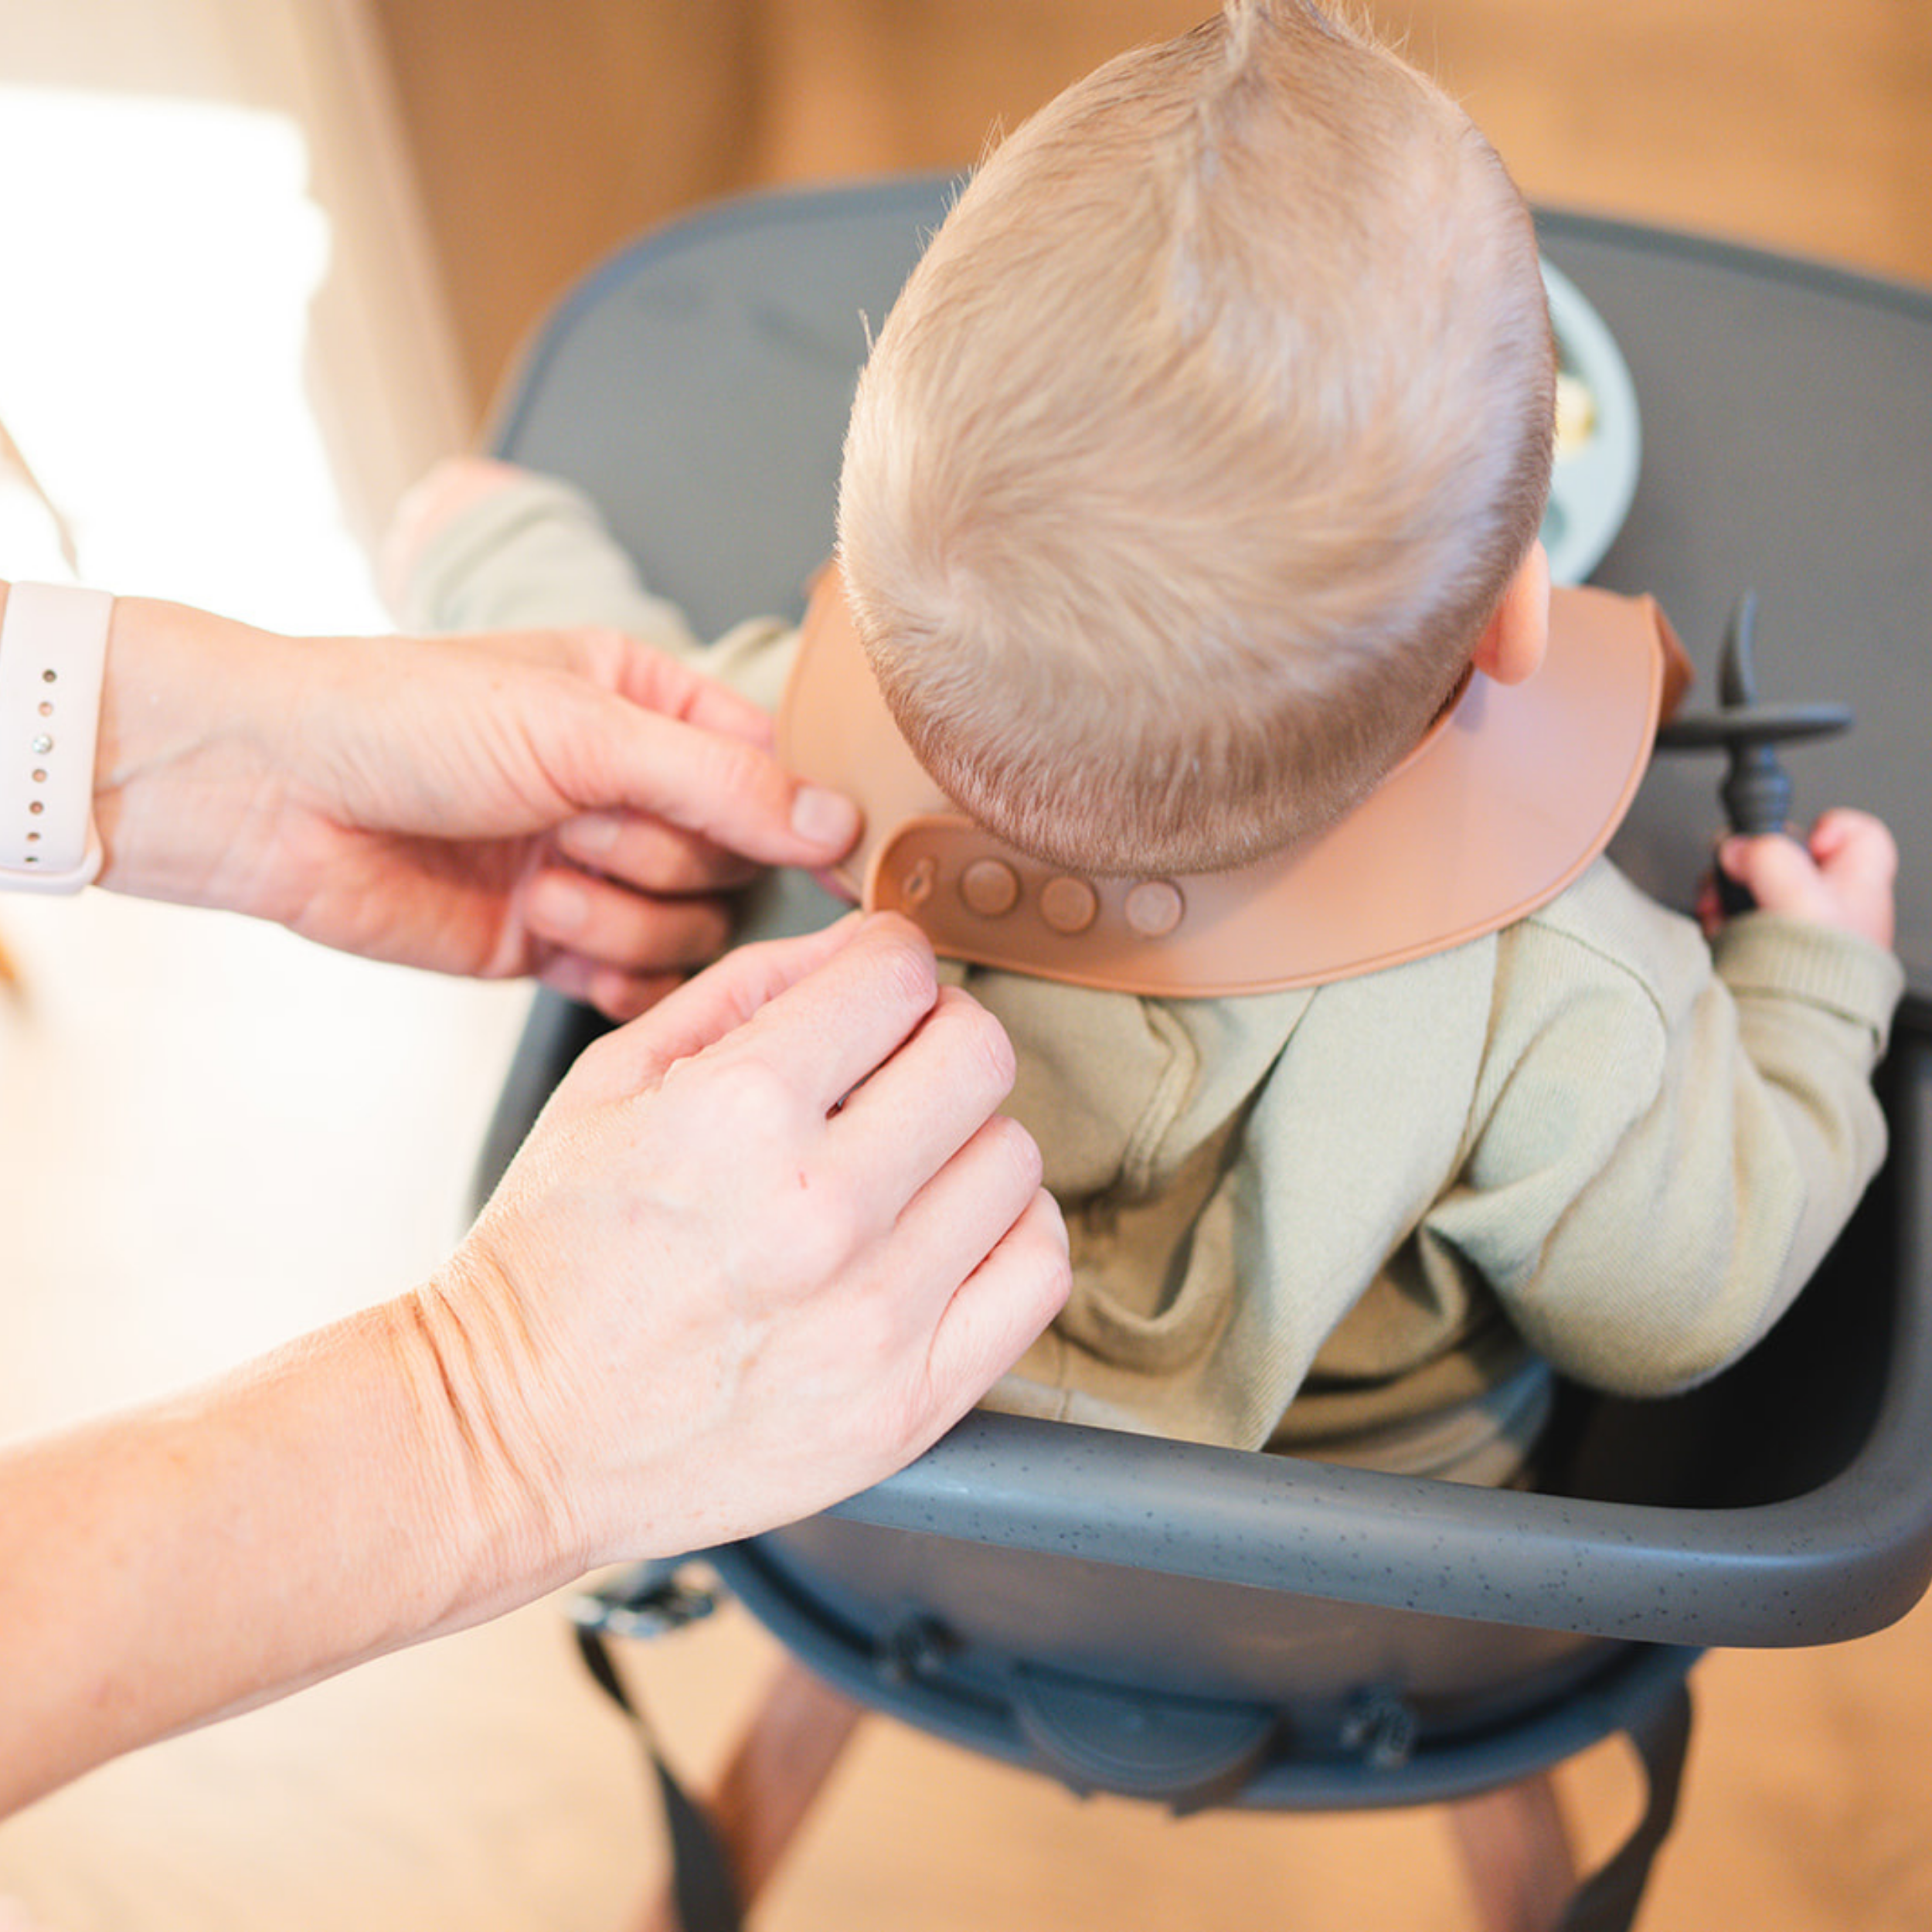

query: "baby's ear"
left=1471, top=540, right=1551, bottom=686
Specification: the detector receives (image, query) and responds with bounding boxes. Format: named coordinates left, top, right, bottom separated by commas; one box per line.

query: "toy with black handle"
left=1655, top=593, right=1852, bottom=913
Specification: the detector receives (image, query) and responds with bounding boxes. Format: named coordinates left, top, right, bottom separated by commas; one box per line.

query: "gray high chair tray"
left=478, top=178, right=1932, bottom=1851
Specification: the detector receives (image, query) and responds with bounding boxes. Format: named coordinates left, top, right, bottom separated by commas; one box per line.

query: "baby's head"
left=836, top=0, right=1556, bottom=875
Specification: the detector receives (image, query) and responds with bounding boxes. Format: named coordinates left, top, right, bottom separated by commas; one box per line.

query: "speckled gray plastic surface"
left=818, top=1029, right=1925, bottom=1650
left=489, top=181, right=1932, bottom=1681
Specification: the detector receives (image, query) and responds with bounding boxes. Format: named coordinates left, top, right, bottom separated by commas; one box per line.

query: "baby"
left=392, top=0, right=1901, bottom=1483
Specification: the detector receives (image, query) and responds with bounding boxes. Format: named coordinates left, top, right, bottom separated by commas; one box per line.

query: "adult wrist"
left=87, top=595, right=311, bottom=913
left=0, top=580, right=114, bottom=892
left=390, top=1264, right=591, bottom=1617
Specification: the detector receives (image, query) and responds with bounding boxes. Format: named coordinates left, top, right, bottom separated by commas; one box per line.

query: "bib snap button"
left=1040, top=876, right=1099, bottom=935
left=960, top=857, right=1021, bottom=917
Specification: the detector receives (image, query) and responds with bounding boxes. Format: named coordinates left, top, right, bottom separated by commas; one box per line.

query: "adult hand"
left=85, top=589, right=861, bottom=1017
left=1, top=914, right=1066, bottom=1815
left=412, top=911, right=1070, bottom=1579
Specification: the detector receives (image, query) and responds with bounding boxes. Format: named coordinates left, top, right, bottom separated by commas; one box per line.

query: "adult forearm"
left=0, top=1298, right=535, bottom=1815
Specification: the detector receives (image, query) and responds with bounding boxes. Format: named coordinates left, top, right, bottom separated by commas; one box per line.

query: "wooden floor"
left=1, top=5, right=1928, bottom=1930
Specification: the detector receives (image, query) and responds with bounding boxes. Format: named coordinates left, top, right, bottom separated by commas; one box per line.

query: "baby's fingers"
left=1718, top=811, right=1897, bottom=950
left=1808, top=808, right=1898, bottom=880
left=1808, top=809, right=1898, bottom=948
left=1718, top=832, right=1825, bottom=919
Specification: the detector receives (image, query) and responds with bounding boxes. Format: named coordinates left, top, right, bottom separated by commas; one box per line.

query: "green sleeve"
left=394, top=470, right=797, bottom=712
left=1427, top=862, right=1901, bottom=1396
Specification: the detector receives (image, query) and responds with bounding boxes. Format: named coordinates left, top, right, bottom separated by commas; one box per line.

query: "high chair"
left=473, top=176, right=1932, bottom=1932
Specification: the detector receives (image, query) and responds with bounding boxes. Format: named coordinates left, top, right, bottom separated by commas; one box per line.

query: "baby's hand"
left=378, top=456, right=532, bottom=615
left=1709, top=808, right=1898, bottom=950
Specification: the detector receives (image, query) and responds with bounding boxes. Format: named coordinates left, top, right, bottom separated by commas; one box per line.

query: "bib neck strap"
left=777, top=564, right=1688, bottom=998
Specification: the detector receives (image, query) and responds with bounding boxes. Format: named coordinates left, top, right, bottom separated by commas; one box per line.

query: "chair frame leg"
left=1447, top=1770, right=1580, bottom=1932
left=636, top=1668, right=1586, bottom=1932
left=634, top=1655, right=865, bottom=1932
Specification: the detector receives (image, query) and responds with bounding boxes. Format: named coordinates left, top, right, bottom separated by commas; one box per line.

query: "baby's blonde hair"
left=836, top=0, right=1556, bottom=875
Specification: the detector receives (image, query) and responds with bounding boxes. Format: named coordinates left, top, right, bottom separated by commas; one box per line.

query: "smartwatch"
left=0, top=582, right=114, bottom=893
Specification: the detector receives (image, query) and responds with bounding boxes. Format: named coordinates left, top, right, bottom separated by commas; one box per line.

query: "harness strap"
left=575, top=1621, right=744, bottom=1932
left=1556, top=1675, right=1695, bottom=1932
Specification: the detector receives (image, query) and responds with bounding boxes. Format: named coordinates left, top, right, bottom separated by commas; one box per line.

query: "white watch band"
left=0, top=582, right=114, bottom=893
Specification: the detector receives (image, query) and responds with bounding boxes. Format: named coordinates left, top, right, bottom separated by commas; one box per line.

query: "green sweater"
left=403, top=475, right=1904, bottom=1479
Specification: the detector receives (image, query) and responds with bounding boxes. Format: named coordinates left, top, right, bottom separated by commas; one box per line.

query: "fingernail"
left=530, top=874, right=588, bottom=934
left=791, top=784, right=861, bottom=852
left=567, top=813, right=621, bottom=856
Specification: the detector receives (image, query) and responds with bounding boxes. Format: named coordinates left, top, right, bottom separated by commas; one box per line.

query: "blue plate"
left=1539, top=259, right=1642, bottom=584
